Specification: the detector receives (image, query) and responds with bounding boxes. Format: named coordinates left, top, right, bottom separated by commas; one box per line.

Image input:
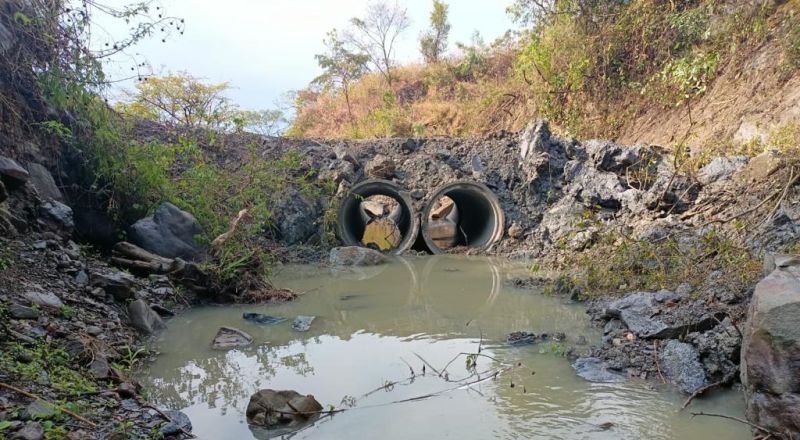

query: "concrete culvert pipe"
left=336, top=179, right=419, bottom=255
left=421, top=181, right=505, bottom=254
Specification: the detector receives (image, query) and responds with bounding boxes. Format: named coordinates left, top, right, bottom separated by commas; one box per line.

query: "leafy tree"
left=118, top=73, right=237, bottom=129
left=419, top=0, right=451, bottom=64
left=344, top=2, right=410, bottom=86
left=313, top=30, right=370, bottom=126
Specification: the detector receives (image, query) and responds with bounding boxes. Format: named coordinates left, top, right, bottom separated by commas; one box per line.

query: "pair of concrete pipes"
left=336, top=179, right=505, bottom=255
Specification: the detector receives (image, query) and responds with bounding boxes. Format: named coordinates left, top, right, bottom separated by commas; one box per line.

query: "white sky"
left=93, top=0, right=516, bottom=110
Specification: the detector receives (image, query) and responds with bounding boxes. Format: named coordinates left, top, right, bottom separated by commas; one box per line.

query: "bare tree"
left=344, top=1, right=411, bottom=86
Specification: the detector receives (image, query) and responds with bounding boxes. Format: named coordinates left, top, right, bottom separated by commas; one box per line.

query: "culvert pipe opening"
left=421, top=181, right=505, bottom=254
left=336, top=179, right=419, bottom=254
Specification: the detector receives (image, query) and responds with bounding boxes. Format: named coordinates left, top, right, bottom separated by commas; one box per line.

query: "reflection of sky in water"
left=140, top=256, right=750, bottom=440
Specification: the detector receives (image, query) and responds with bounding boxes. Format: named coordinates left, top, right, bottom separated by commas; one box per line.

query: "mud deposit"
left=138, top=257, right=749, bottom=439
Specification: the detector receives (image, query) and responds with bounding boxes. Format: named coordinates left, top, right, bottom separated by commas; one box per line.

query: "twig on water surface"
left=681, top=371, right=737, bottom=410
left=413, top=352, right=442, bottom=376
left=399, top=356, right=415, bottom=376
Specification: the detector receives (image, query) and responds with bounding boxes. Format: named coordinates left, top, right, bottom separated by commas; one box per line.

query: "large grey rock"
left=697, top=156, right=748, bottom=185
left=129, top=202, right=201, bottom=259
left=564, top=161, right=627, bottom=209
left=12, top=421, right=44, bottom=440
left=572, top=357, right=625, bottom=382
left=127, top=299, right=166, bottom=335
left=246, top=389, right=322, bottom=431
left=24, top=290, right=63, bottom=310
left=659, top=340, right=707, bottom=394
left=0, top=156, right=29, bottom=186
left=211, top=326, right=253, bottom=350
left=271, top=188, right=320, bottom=245
left=603, top=291, right=718, bottom=339
left=584, top=140, right=644, bottom=173
left=329, top=246, right=389, bottom=266
left=8, top=303, right=39, bottom=319
left=159, top=410, right=193, bottom=436
left=38, top=201, right=74, bottom=231
left=90, top=270, right=137, bottom=302
left=365, top=154, right=396, bottom=179
left=26, top=163, right=63, bottom=201
left=519, top=119, right=551, bottom=160
left=741, top=263, right=800, bottom=435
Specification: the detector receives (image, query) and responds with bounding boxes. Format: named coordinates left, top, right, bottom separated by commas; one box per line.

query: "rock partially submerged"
left=741, top=261, right=800, bottom=435
left=246, top=389, right=322, bottom=434
left=128, top=299, right=166, bottom=335
left=658, top=340, right=707, bottom=394
left=292, top=315, right=315, bottom=332
left=329, top=246, right=389, bottom=266
left=243, top=313, right=287, bottom=325
left=212, top=326, right=253, bottom=350
left=572, top=357, right=625, bottom=382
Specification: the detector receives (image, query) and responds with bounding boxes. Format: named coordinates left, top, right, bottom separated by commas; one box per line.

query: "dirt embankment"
left=618, top=36, right=800, bottom=148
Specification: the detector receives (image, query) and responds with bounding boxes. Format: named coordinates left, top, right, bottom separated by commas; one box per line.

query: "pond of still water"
left=139, top=256, right=750, bottom=440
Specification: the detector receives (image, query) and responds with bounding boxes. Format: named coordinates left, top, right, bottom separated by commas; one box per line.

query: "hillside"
left=290, top=0, right=800, bottom=152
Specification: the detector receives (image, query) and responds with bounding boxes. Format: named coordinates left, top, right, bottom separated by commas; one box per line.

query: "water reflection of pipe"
left=419, top=255, right=503, bottom=321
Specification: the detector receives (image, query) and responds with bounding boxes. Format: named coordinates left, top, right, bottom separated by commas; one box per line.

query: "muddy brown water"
left=139, top=256, right=750, bottom=439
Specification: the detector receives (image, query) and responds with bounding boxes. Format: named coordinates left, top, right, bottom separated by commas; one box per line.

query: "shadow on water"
left=139, top=256, right=751, bottom=440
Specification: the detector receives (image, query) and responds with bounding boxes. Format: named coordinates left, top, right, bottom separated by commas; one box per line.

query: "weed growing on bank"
left=541, top=225, right=762, bottom=299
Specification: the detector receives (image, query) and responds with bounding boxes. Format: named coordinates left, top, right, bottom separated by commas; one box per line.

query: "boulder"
left=158, top=410, right=193, bottom=436
left=11, top=422, right=44, bottom=440
left=24, top=290, right=63, bottom=310
left=572, top=357, right=625, bottom=382
left=365, top=154, right=396, bottom=179
left=741, top=263, right=800, bottom=435
left=0, top=156, right=30, bottom=187
left=584, top=140, right=643, bottom=173
left=519, top=119, right=551, bottom=161
left=246, top=389, right=322, bottom=430
left=26, top=163, right=63, bottom=201
left=329, top=246, right=389, bottom=266
left=90, top=270, right=137, bottom=302
left=127, top=299, right=166, bottom=335
left=737, top=150, right=783, bottom=183
left=38, top=201, right=74, bottom=232
left=8, top=303, right=39, bottom=319
left=697, top=156, right=748, bottom=185
left=603, top=291, right=718, bottom=339
left=271, top=188, right=320, bottom=245
left=129, top=202, right=201, bottom=260
left=212, top=326, right=253, bottom=350
left=658, top=340, right=707, bottom=394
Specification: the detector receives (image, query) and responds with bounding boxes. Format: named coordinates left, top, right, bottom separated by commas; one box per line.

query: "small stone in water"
left=507, top=331, right=537, bottom=346
left=243, top=313, right=287, bottom=325
left=292, top=316, right=315, bottom=332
